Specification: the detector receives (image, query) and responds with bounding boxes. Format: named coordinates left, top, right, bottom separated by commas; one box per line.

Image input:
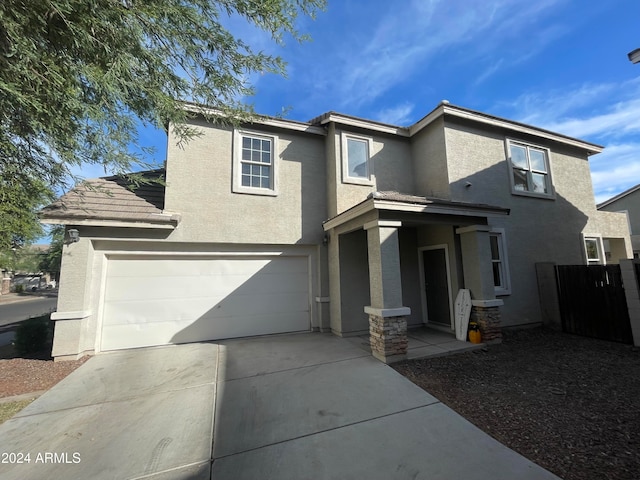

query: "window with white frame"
left=489, top=229, right=511, bottom=295
left=507, top=139, right=553, bottom=197
left=233, top=130, right=277, bottom=195
left=584, top=236, right=604, bottom=265
left=342, top=133, right=373, bottom=184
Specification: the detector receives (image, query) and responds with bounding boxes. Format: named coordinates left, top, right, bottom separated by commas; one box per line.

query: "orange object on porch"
left=468, top=322, right=482, bottom=344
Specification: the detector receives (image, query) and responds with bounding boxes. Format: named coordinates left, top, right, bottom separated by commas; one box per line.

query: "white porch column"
left=364, top=220, right=410, bottom=363
left=456, top=225, right=503, bottom=343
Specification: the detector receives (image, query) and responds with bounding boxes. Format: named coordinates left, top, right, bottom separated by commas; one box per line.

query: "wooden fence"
left=555, top=265, right=634, bottom=344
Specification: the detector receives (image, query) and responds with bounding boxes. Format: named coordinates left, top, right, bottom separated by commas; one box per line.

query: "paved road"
left=0, top=297, right=58, bottom=327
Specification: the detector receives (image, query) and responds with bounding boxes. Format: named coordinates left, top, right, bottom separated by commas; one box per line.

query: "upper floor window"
left=342, top=133, right=373, bottom=185
left=233, top=130, right=278, bottom=196
left=506, top=139, right=553, bottom=198
left=490, top=228, right=511, bottom=295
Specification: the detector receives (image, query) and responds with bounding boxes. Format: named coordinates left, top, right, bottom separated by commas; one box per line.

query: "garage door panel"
left=200, top=292, right=310, bottom=318
left=103, top=299, right=214, bottom=326
left=102, top=310, right=309, bottom=351
left=104, top=292, right=309, bottom=326
left=106, top=257, right=267, bottom=277
left=101, top=255, right=310, bottom=351
left=102, top=321, right=194, bottom=351
left=103, top=272, right=309, bottom=302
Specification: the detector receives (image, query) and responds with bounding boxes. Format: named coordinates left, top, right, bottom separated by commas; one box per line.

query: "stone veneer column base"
left=471, top=305, right=502, bottom=344
left=368, top=314, right=408, bottom=364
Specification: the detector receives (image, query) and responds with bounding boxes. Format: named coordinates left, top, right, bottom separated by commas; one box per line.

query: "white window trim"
left=490, top=228, right=512, bottom=296
left=582, top=234, right=606, bottom=265
left=505, top=138, right=555, bottom=199
left=341, top=132, right=374, bottom=186
left=232, top=129, right=279, bottom=196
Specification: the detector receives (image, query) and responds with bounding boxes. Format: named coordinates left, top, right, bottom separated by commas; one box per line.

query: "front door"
left=422, top=247, right=452, bottom=328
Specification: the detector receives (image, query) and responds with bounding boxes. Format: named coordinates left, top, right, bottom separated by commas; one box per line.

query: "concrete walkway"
left=0, top=333, right=560, bottom=480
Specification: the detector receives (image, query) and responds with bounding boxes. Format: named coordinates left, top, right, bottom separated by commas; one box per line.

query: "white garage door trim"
left=96, top=252, right=312, bottom=352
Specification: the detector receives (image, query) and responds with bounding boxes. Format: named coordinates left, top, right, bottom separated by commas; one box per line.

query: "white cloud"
left=590, top=142, right=640, bottom=203
left=497, top=78, right=640, bottom=140
left=501, top=83, right=618, bottom=125
left=473, top=59, right=505, bottom=86
left=545, top=99, right=640, bottom=140
left=289, top=0, right=571, bottom=111
left=375, top=103, right=415, bottom=125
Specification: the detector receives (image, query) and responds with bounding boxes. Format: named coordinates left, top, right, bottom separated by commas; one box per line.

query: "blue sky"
left=84, top=0, right=640, bottom=204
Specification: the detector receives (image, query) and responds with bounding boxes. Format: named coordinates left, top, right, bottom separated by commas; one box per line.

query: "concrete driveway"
left=0, top=333, right=560, bottom=480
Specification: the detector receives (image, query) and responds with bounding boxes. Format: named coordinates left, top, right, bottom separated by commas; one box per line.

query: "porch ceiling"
left=323, top=191, right=510, bottom=233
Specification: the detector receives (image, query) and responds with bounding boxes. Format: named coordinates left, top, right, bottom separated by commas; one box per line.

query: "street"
left=0, top=296, right=58, bottom=327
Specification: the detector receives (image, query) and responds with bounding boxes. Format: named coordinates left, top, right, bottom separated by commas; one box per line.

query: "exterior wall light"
left=67, top=228, right=80, bottom=243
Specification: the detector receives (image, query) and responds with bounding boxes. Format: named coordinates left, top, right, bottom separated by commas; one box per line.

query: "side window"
left=233, top=130, right=278, bottom=196
left=341, top=133, right=373, bottom=185
left=490, top=229, right=511, bottom=295
left=583, top=236, right=605, bottom=265
left=506, top=139, right=553, bottom=198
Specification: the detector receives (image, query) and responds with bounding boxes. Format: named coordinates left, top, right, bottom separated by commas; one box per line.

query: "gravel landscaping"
left=393, top=327, right=640, bottom=480
left=0, top=342, right=87, bottom=400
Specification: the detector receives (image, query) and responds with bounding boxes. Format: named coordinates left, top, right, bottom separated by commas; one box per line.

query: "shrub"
left=14, top=314, right=52, bottom=355
left=14, top=284, right=24, bottom=293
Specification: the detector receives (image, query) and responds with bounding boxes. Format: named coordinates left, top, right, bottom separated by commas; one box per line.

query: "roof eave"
left=409, top=103, right=604, bottom=155
left=314, top=112, right=410, bottom=137
left=323, top=197, right=509, bottom=231
left=180, top=102, right=326, bottom=136
left=40, top=215, right=179, bottom=230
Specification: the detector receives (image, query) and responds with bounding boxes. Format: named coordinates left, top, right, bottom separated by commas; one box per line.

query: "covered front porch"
left=346, top=325, right=486, bottom=360
left=323, top=191, right=510, bottom=363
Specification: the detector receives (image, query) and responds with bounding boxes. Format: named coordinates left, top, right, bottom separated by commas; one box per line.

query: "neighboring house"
left=40, top=102, right=632, bottom=362
left=598, top=184, right=640, bottom=259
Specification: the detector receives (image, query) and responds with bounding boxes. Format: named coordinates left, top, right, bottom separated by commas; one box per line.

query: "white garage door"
left=100, top=255, right=310, bottom=351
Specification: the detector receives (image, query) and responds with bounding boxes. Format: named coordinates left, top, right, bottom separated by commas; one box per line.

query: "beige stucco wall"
left=336, top=229, right=370, bottom=335
left=411, top=117, right=450, bottom=199
left=51, top=234, right=96, bottom=358
left=398, top=228, right=423, bottom=327
left=329, top=128, right=413, bottom=216
left=443, top=118, right=631, bottom=326
left=164, top=119, right=327, bottom=245
left=599, top=191, right=640, bottom=254
left=599, top=190, right=640, bottom=234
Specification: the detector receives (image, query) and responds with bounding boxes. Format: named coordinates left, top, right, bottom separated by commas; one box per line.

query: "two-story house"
left=41, top=101, right=631, bottom=362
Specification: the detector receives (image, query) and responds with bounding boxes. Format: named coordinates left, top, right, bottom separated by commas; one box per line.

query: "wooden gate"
left=555, top=265, right=633, bottom=344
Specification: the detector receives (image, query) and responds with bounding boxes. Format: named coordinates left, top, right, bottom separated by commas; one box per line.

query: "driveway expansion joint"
left=212, top=401, right=442, bottom=460
left=11, top=382, right=216, bottom=419
left=221, top=352, right=373, bottom=383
